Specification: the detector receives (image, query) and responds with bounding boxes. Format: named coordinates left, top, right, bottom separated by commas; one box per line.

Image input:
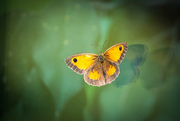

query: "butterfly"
left=65, top=42, right=128, bottom=87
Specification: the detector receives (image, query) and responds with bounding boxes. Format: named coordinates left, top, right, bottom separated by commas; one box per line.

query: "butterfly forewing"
left=65, top=53, right=98, bottom=74
left=104, top=42, right=128, bottom=64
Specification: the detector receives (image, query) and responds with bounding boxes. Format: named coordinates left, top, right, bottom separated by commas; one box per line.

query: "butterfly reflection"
left=113, top=44, right=148, bottom=87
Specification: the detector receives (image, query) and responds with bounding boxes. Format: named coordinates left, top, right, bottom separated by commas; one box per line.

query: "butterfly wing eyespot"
left=65, top=53, right=98, bottom=74
left=104, top=42, right=128, bottom=64
left=119, top=46, right=122, bottom=51
left=73, top=58, right=77, bottom=63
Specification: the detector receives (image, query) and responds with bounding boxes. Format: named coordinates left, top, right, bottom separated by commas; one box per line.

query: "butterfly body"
left=98, top=53, right=104, bottom=63
left=65, top=42, right=128, bottom=87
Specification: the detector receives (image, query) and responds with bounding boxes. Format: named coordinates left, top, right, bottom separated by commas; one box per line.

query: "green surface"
left=1, top=0, right=180, bottom=121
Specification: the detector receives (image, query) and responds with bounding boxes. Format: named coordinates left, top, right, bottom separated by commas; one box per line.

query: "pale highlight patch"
left=63, top=40, right=69, bottom=46
left=42, top=22, right=50, bottom=29
left=53, top=26, right=59, bottom=32
left=91, top=25, right=98, bottom=31
left=74, top=4, right=81, bottom=9
left=64, top=15, right=70, bottom=21
left=8, top=51, right=13, bottom=58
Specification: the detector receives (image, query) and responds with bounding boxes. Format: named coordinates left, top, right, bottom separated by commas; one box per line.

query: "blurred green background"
left=1, top=0, right=180, bottom=121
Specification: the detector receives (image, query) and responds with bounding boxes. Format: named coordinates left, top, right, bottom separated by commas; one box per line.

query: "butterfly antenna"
left=91, top=43, right=100, bottom=52
left=100, top=38, right=110, bottom=53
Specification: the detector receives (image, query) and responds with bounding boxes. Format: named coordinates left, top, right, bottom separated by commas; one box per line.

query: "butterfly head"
left=98, top=53, right=105, bottom=63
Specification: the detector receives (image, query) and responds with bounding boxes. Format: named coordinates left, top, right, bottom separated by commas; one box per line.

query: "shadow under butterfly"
left=113, top=44, right=148, bottom=87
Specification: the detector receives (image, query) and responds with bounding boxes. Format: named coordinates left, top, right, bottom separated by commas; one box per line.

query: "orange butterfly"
left=65, top=42, right=128, bottom=87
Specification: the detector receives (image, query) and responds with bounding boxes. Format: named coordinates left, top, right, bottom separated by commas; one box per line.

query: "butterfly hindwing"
left=84, top=60, right=120, bottom=87
left=84, top=63, right=106, bottom=86
left=65, top=53, right=98, bottom=74
left=103, top=60, right=120, bottom=84
left=104, top=42, right=128, bottom=64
